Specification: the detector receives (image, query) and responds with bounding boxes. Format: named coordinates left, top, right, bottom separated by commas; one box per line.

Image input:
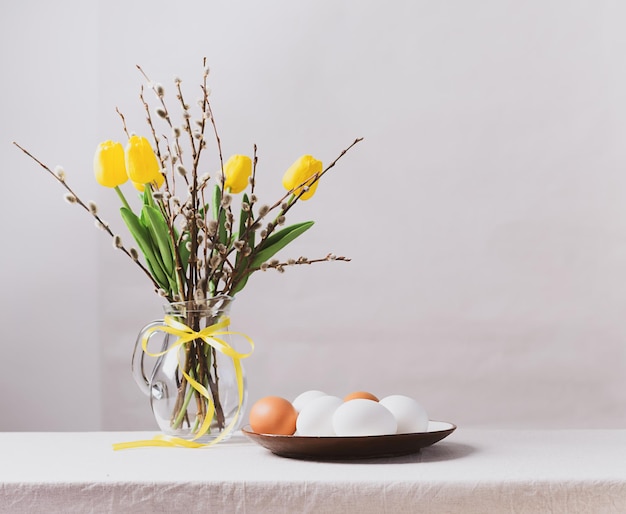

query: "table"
left=1, top=429, right=625, bottom=513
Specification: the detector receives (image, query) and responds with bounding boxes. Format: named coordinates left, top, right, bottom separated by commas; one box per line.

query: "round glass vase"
left=131, top=295, right=247, bottom=443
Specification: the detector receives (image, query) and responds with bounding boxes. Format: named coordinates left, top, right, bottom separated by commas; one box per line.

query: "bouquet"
left=14, top=61, right=361, bottom=444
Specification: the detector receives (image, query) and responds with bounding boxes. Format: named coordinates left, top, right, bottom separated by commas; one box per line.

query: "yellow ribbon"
left=113, top=315, right=253, bottom=450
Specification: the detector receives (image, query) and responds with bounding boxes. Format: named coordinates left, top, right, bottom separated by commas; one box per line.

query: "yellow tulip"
left=282, top=155, right=323, bottom=200
left=223, top=154, right=252, bottom=194
left=93, top=141, right=127, bottom=187
left=131, top=175, right=164, bottom=192
left=125, top=135, right=162, bottom=186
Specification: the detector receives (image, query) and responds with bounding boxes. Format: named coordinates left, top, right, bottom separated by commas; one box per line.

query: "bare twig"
left=12, top=141, right=162, bottom=292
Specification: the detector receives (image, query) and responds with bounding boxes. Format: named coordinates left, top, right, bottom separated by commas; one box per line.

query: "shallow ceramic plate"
left=242, top=420, right=456, bottom=460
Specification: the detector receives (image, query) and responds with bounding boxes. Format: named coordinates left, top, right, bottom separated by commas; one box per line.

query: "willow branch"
left=12, top=141, right=162, bottom=292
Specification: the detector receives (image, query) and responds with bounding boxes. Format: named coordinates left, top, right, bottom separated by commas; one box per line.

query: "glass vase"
left=132, top=295, right=247, bottom=443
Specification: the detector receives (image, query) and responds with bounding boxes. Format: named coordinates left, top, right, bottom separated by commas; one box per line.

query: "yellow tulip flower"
left=93, top=141, right=128, bottom=187
left=131, top=175, right=164, bottom=192
left=125, top=135, right=162, bottom=186
left=223, top=154, right=252, bottom=194
left=282, top=155, right=323, bottom=200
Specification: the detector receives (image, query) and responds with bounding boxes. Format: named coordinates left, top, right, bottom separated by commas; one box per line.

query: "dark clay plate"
left=242, top=420, right=456, bottom=460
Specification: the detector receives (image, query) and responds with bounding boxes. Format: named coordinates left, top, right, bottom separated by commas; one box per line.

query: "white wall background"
left=1, top=0, right=625, bottom=431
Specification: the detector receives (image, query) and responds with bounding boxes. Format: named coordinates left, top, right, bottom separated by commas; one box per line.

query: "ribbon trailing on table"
left=113, top=315, right=254, bottom=450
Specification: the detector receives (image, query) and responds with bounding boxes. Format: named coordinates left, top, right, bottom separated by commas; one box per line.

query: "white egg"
left=296, top=395, right=342, bottom=436
left=379, top=395, right=429, bottom=433
left=292, top=390, right=328, bottom=413
left=332, top=399, right=397, bottom=437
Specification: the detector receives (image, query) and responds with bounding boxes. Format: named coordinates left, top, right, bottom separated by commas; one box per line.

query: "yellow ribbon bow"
left=113, top=315, right=254, bottom=450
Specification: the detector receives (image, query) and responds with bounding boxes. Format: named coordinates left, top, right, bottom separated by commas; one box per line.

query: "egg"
left=332, top=398, right=397, bottom=436
left=249, top=396, right=297, bottom=435
left=343, top=391, right=379, bottom=402
left=296, top=395, right=343, bottom=436
left=292, top=390, right=328, bottom=413
left=379, top=395, right=429, bottom=433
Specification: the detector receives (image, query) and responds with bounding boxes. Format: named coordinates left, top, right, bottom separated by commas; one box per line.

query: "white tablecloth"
left=0, top=429, right=625, bottom=513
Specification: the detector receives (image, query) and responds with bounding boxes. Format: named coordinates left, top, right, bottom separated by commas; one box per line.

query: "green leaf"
left=230, top=194, right=254, bottom=296
left=230, top=274, right=250, bottom=296
left=143, top=185, right=156, bottom=208
left=250, top=221, right=314, bottom=269
left=120, top=207, right=170, bottom=290
left=211, top=184, right=220, bottom=221
left=212, top=184, right=227, bottom=246
left=238, top=194, right=251, bottom=234
left=178, top=235, right=190, bottom=274
left=146, top=257, right=172, bottom=292
left=142, top=205, right=175, bottom=276
left=229, top=216, right=304, bottom=296
left=199, top=202, right=210, bottom=219
left=235, top=193, right=251, bottom=270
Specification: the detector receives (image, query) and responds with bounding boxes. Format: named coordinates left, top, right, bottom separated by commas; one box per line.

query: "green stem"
left=191, top=415, right=201, bottom=435
left=172, top=380, right=195, bottom=429
left=114, top=185, right=132, bottom=211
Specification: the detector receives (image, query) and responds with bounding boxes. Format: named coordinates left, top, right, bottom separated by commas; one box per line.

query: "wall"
left=0, top=0, right=100, bottom=430
left=1, top=0, right=625, bottom=431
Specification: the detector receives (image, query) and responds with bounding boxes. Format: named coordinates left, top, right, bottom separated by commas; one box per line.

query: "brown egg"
left=249, top=396, right=297, bottom=435
left=343, top=391, right=379, bottom=402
